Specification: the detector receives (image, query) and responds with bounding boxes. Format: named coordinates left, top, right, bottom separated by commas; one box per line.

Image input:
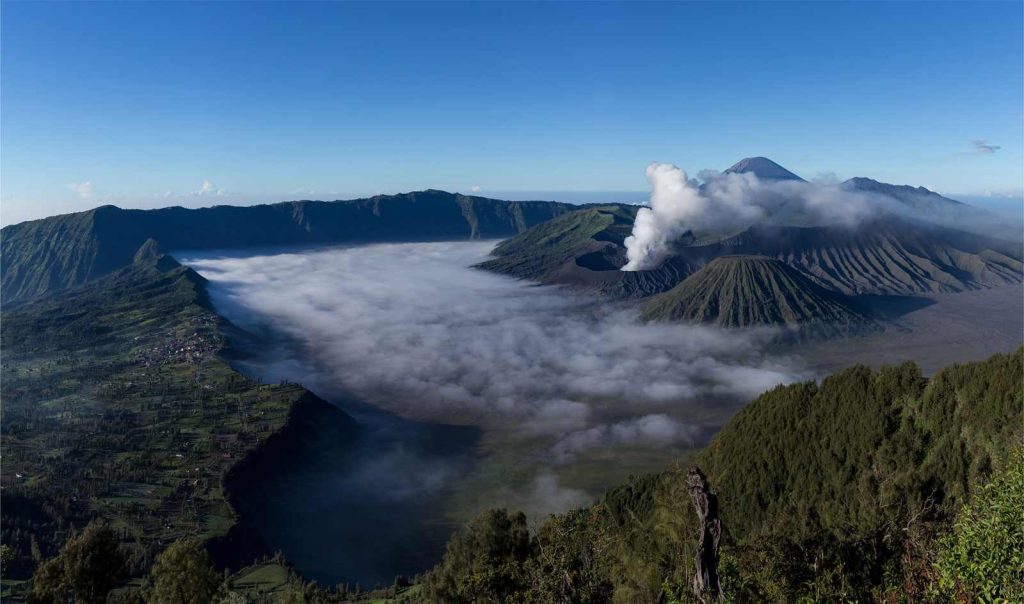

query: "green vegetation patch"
left=0, top=251, right=309, bottom=584
left=477, top=205, right=636, bottom=279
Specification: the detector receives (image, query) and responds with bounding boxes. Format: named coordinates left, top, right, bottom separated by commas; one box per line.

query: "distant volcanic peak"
left=724, top=157, right=805, bottom=182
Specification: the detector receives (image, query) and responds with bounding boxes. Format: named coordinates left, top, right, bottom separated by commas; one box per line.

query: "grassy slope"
left=640, top=255, right=873, bottom=331
left=0, top=248, right=350, bottom=585
left=0, top=208, right=129, bottom=308
left=477, top=205, right=636, bottom=279
left=216, top=559, right=423, bottom=602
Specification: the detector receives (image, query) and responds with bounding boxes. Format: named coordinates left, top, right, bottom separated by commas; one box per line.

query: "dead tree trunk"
left=687, top=465, right=723, bottom=603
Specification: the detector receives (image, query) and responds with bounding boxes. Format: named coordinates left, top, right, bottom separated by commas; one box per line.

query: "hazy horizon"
left=2, top=183, right=1021, bottom=228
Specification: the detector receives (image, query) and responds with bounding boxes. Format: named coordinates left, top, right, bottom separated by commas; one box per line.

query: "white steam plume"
left=623, top=164, right=706, bottom=271
left=622, top=162, right=896, bottom=271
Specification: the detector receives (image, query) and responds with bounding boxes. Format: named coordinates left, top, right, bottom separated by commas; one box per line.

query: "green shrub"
left=935, top=448, right=1024, bottom=602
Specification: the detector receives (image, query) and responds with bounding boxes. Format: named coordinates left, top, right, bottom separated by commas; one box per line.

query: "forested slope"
left=423, top=349, right=1024, bottom=603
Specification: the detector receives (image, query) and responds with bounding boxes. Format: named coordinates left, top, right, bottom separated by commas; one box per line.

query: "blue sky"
left=2, top=1, right=1021, bottom=225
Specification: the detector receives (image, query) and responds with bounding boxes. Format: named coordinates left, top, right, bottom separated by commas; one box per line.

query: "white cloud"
left=520, top=473, right=591, bottom=515
left=191, top=179, right=227, bottom=197
left=180, top=241, right=804, bottom=521
left=551, top=414, right=699, bottom=463
left=68, top=181, right=93, bottom=199
left=471, top=185, right=482, bottom=193
left=183, top=241, right=799, bottom=431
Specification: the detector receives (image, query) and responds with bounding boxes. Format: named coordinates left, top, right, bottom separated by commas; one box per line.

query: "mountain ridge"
left=842, top=176, right=963, bottom=206
left=483, top=208, right=1023, bottom=299
left=0, top=190, right=574, bottom=305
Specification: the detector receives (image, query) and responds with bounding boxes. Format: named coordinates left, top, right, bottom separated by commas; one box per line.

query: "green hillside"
left=421, top=349, right=1024, bottom=603
left=641, top=255, right=874, bottom=333
left=0, top=242, right=357, bottom=585
left=477, top=205, right=637, bottom=279
left=0, top=191, right=572, bottom=305
left=0, top=207, right=143, bottom=308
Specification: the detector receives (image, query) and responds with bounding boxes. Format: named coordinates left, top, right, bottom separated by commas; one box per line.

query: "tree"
left=30, top=520, right=127, bottom=604
left=0, top=543, right=13, bottom=577
left=30, top=557, right=67, bottom=604
left=423, top=509, right=534, bottom=603
left=935, top=448, right=1024, bottom=602
left=147, top=539, right=221, bottom=604
left=528, top=507, right=613, bottom=604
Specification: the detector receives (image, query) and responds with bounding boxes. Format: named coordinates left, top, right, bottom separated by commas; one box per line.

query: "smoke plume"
left=622, top=162, right=889, bottom=271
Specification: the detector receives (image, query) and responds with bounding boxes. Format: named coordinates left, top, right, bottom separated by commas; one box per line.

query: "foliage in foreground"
left=28, top=521, right=126, bottom=604
left=148, top=539, right=222, bottom=604
left=935, top=447, right=1024, bottom=602
left=422, top=508, right=613, bottom=604
left=422, top=350, right=1024, bottom=603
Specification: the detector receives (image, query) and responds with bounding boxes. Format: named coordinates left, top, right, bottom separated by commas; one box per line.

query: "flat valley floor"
left=796, top=284, right=1024, bottom=375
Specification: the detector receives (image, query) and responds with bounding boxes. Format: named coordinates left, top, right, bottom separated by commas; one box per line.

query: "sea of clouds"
left=182, top=241, right=803, bottom=513
left=186, top=242, right=798, bottom=436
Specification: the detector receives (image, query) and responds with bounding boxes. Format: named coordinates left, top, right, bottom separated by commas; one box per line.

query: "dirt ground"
left=793, top=285, right=1023, bottom=376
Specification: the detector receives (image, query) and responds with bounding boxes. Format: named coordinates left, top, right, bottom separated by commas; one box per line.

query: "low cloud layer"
left=551, top=414, right=699, bottom=464
left=186, top=242, right=797, bottom=430
left=623, top=163, right=896, bottom=271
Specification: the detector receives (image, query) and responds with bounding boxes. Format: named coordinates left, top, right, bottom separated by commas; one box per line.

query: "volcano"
left=724, top=156, right=806, bottom=182
left=641, top=255, right=873, bottom=332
